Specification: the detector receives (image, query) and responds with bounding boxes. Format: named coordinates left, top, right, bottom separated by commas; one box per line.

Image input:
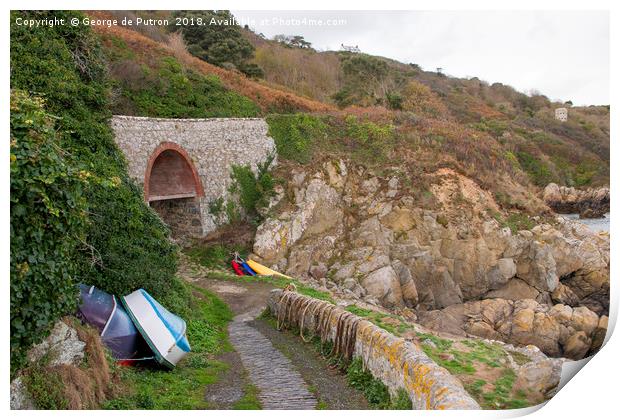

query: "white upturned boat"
left=121, top=289, right=191, bottom=368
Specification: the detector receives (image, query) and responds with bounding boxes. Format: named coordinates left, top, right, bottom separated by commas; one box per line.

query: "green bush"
left=266, top=114, right=327, bottom=163
left=471, top=118, right=509, bottom=138
left=333, top=54, right=391, bottom=107
left=10, top=10, right=178, bottom=365
left=10, top=91, right=88, bottom=372
left=229, top=155, right=276, bottom=221
left=170, top=10, right=262, bottom=78
left=515, top=150, right=556, bottom=187
left=386, top=91, right=403, bottom=110
left=391, top=389, right=413, bottom=410
left=573, top=160, right=599, bottom=187
left=346, top=358, right=391, bottom=408
left=114, top=56, right=260, bottom=118
left=341, top=115, right=395, bottom=164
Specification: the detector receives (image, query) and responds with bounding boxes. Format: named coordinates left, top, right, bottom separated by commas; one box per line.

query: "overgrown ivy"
left=10, top=91, right=88, bottom=373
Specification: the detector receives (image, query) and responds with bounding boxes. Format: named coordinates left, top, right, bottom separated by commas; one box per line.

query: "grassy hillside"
left=246, top=34, right=609, bottom=189
left=96, top=11, right=608, bottom=194
left=90, top=12, right=333, bottom=114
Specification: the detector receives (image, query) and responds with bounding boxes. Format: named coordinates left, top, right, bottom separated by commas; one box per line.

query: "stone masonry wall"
left=150, top=197, right=203, bottom=238
left=268, top=289, right=480, bottom=410
left=112, top=116, right=277, bottom=237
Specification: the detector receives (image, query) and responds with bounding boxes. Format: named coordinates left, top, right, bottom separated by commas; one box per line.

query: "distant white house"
left=341, top=44, right=361, bottom=53
left=555, top=107, right=568, bottom=122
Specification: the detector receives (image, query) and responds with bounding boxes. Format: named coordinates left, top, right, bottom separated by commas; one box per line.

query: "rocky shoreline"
left=543, top=183, right=609, bottom=218
left=250, top=160, right=610, bottom=360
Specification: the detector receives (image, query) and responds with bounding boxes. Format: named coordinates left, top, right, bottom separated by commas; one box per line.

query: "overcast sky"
left=231, top=10, right=609, bottom=105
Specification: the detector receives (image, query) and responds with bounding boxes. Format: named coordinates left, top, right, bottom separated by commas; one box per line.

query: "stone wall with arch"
left=111, top=115, right=277, bottom=238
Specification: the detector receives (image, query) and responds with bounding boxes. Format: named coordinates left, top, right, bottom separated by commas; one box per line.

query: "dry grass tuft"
left=53, top=318, right=114, bottom=409
left=166, top=31, right=188, bottom=59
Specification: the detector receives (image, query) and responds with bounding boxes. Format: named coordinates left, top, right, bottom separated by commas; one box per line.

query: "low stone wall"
left=268, top=290, right=480, bottom=410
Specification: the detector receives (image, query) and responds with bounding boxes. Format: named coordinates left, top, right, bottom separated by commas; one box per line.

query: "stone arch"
left=144, top=142, right=204, bottom=202
left=144, top=142, right=205, bottom=239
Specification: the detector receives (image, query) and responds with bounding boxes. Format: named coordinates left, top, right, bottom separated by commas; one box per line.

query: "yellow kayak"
left=246, top=259, right=292, bottom=279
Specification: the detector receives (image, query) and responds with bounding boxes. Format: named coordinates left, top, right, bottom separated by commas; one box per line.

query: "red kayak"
left=231, top=260, right=245, bottom=276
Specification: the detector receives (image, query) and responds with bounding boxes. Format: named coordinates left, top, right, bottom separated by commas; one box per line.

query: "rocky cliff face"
left=543, top=183, right=610, bottom=218
left=251, top=160, right=610, bottom=359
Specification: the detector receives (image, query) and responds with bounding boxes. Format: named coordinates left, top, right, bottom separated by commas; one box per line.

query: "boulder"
left=563, top=331, right=591, bottom=360
left=360, top=266, right=404, bottom=308
left=531, top=312, right=562, bottom=356
left=27, top=320, right=85, bottom=367
left=590, top=315, right=608, bottom=353
left=551, top=283, right=580, bottom=306
left=542, top=183, right=609, bottom=215
left=357, top=253, right=390, bottom=275
left=286, top=245, right=314, bottom=276
left=569, top=306, right=599, bottom=336
left=497, top=258, right=517, bottom=280
left=580, top=208, right=605, bottom=219
left=253, top=218, right=290, bottom=262
left=10, top=377, right=34, bottom=410
left=542, top=183, right=562, bottom=204
left=514, top=358, right=563, bottom=399
left=332, top=262, right=356, bottom=281
left=417, top=309, right=466, bottom=337
left=324, top=160, right=346, bottom=190
left=296, top=178, right=343, bottom=237
left=309, top=263, right=328, bottom=280
left=342, top=277, right=366, bottom=299
left=380, top=207, right=416, bottom=233
left=516, top=241, right=558, bottom=292
left=361, top=177, right=380, bottom=195
left=392, top=260, right=418, bottom=307
left=428, top=266, right=463, bottom=309
left=485, top=278, right=540, bottom=301
left=253, top=178, right=343, bottom=265
left=352, top=217, right=393, bottom=248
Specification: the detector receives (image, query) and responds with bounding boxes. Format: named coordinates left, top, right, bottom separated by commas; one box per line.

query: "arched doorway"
left=144, top=142, right=204, bottom=238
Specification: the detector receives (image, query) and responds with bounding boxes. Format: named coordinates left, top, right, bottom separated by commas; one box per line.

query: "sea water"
left=561, top=213, right=610, bottom=233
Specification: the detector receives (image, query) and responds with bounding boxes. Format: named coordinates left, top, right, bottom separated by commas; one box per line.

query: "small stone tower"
left=555, top=107, right=568, bottom=122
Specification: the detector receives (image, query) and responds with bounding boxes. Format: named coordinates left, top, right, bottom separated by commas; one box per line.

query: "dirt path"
left=192, top=276, right=368, bottom=410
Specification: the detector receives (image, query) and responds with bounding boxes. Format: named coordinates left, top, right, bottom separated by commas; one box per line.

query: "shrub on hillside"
left=333, top=54, right=391, bottom=108
left=515, top=150, right=556, bottom=187
left=266, top=114, right=327, bottom=163
left=10, top=91, right=88, bottom=372
left=170, top=10, right=263, bottom=78
left=229, top=155, right=276, bottom=223
left=111, top=55, right=260, bottom=118
left=339, top=115, right=395, bottom=164
left=10, top=10, right=178, bottom=365
left=401, top=81, right=448, bottom=117
left=253, top=45, right=341, bottom=103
